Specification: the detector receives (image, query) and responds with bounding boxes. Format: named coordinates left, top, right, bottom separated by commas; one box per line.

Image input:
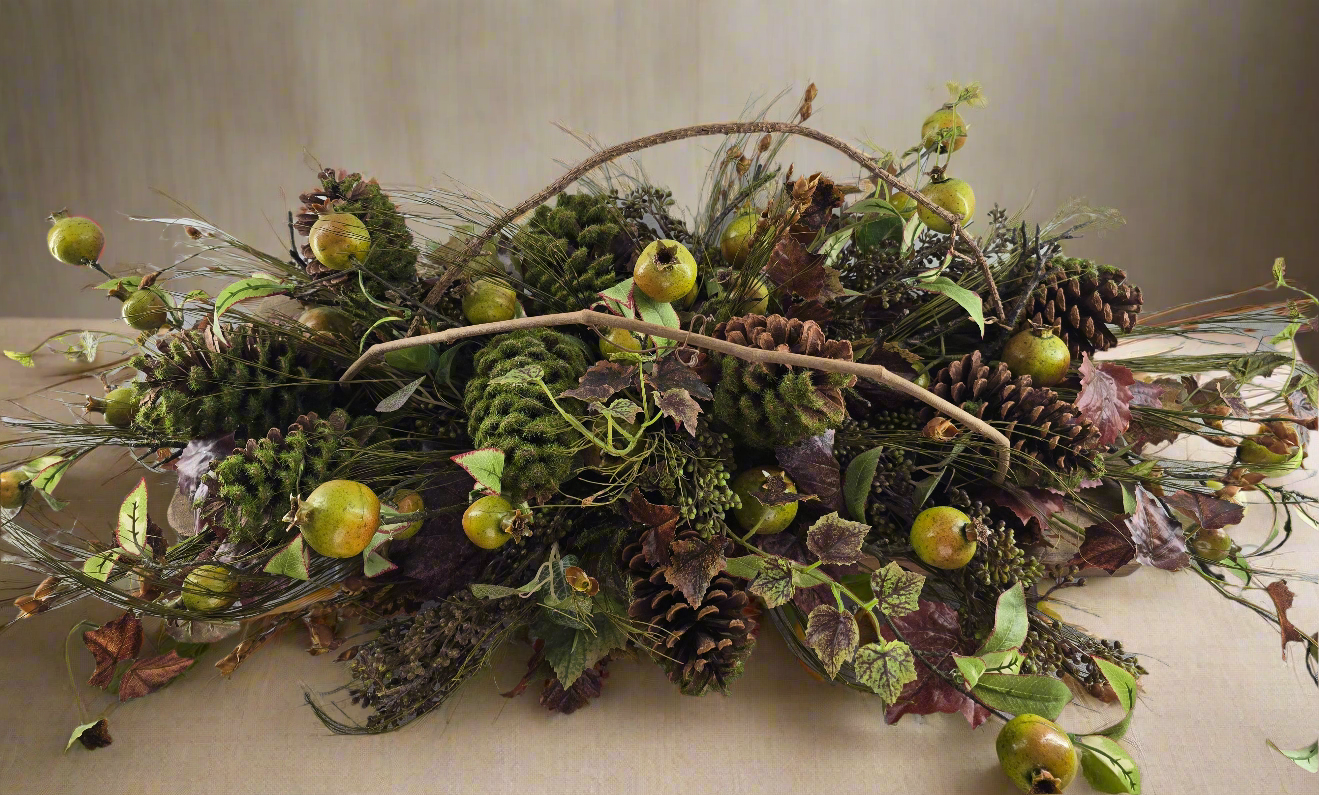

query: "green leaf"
left=116, top=479, right=149, bottom=556
left=805, top=604, right=860, bottom=679
left=539, top=608, right=629, bottom=687
left=978, top=582, right=1028, bottom=654
left=1221, top=553, right=1253, bottom=585
left=971, top=673, right=1072, bottom=720
left=953, top=654, right=987, bottom=689
left=263, top=535, right=310, bottom=580
left=95, top=276, right=142, bottom=292
left=4, top=349, right=35, bottom=367
left=488, top=364, right=544, bottom=386
left=83, top=550, right=119, bottom=582
left=1094, top=657, right=1138, bottom=739
left=852, top=640, right=918, bottom=703
left=920, top=276, right=985, bottom=336
left=870, top=562, right=925, bottom=618
left=1121, top=483, right=1137, bottom=515
left=597, top=278, right=635, bottom=313
left=979, top=648, right=1025, bottom=675
left=213, top=277, right=285, bottom=325
left=843, top=445, right=884, bottom=521
left=747, top=556, right=795, bottom=609
left=451, top=448, right=504, bottom=494
left=1080, top=735, right=1143, bottom=793
left=30, top=456, right=75, bottom=495
left=470, top=583, right=525, bottom=599
left=1267, top=739, right=1319, bottom=773
left=1272, top=322, right=1302, bottom=346
left=722, top=555, right=764, bottom=580
left=375, top=376, right=426, bottom=412
left=633, top=289, right=680, bottom=351
left=362, top=532, right=396, bottom=577
left=846, top=197, right=902, bottom=218
left=911, top=468, right=945, bottom=511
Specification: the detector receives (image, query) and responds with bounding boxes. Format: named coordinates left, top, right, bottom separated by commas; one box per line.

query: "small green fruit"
left=180, top=564, right=238, bottom=612
left=890, top=191, right=917, bottom=220
left=1, top=470, right=24, bottom=510
left=996, top=714, right=1079, bottom=794
left=86, top=387, right=139, bottom=428
left=462, top=279, right=518, bottom=325
left=387, top=489, right=425, bottom=540
left=384, top=344, right=439, bottom=374
left=918, top=178, right=976, bottom=234
left=913, top=371, right=932, bottom=389
left=309, top=213, right=370, bottom=270
left=462, top=495, right=515, bottom=549
left=677, top=278, right=701, bottom=310
left=720, top=214, right=759, bottom=267
left=47, top=211, right=105, bottom=265
left=1189, top=525, right=1235, bottom=562
left=297, top=306, right=355, bottom=339
left=121, top=290, right=169, bottom=332
left=1002, top=328, right=1072, bottom=387
left=730, top=467, right=798, bottom=535
left=599, top=327, right=643, bottom=361
left=1078, top=735, right=1141, bottom=794
left=910, top=506, right=977, bottom=569
left=921, top=107, right=968, bottom=153
left=735, top=276, right=771, bottom=316
left=634, top=240, right=698, bottom=303
left=296, top=480, right=381, bottom=558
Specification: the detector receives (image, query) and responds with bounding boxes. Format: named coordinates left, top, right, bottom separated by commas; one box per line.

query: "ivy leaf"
left=116, top=478, right=149, bottom=557
left=1128, top=485, right=1189, bottom=571
left=747, top=555, right=796, bottom=608
left=117, top=651, right=195, bottom=702
left=881, top=600, right=991, bottom=728
left=1080, top=735, right=1143, bottom=793
left=66, top=719, right=112, bottom=752
left=664, top=536, right=727, bottom=606
left=852, top=640, right=918, bottom=703
left=843, top=446, right=884, bottom=522
left=1076, top=354, right=1135, bottom=445
left=1068, top=520, right=1137, bottom=574
left=375, top=376, right=426, bottom=412
left=362, top=532, right=397, bottom=577
left=1267, top=739, right=1319, bottom=773
left=590, top=397, right=643, bottom=425
left=263, top=535, right=310, bottom=580
left=723, top=555, right=764, bottom=580
left=869, top=562, right=925, bottom=618
left=1094, top=657, right=1138, bottom=739
left=560, top=360, right=638, bottom=403
left=1163, top=490, right=1245, bottom=530
left=919, top=276, right=985, bottom=336
left=655, top=388, right=702, bottom=436
left=776, top=431, right=842, bottom=511
left=1265, top=580, right=1309, bottom=660
left=451, top=448, right=504, bottom=494
left=83, top=612, right=143, bottom=688
left=978, top=582, right=1029, bottom=655
left=648, top=352, right=712, bottom=400
left=805, top=512, right=868, bottom=566
left=805, top=604, right=860, bottom=679
left=971, top=673, right=1073, bottom=721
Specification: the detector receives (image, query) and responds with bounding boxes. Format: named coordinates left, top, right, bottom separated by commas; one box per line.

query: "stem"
left=342, top=309, right=1013, bottom=482
left=64, top=621, right=97, bottom=723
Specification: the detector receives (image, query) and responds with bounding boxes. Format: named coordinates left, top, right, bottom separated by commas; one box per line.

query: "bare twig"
left=343, top=309, right=1012, bottom=482
left=411, top=121, right=1004, bottom=335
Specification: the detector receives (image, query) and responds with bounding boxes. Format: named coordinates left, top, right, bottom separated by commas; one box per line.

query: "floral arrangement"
left=4, top=83, right=1318, bottom=792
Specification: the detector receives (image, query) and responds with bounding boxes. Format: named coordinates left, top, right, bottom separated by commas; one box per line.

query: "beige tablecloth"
left=2, top=317, right=1317, bottom=795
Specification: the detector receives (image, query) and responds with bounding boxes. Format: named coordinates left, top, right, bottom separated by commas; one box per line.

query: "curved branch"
left=342, top=309, right=1012, bottom=482
left=413, top=121, right=1004, bottom=329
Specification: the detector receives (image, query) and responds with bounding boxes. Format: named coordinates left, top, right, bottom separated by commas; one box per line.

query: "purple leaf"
left=1077, top=354, right=1134, bottom=446
left=776, top=431, right=842, bottom=511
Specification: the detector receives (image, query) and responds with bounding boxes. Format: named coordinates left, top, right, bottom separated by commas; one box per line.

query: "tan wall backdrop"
left=2, top=0, right=1316, bottom=350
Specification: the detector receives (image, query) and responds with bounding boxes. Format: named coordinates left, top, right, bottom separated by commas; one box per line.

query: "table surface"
left=2, top=317, right=1317, bottom=795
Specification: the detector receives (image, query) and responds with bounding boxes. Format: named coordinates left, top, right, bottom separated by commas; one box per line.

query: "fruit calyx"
left=652, top=241, right=681, bottom=270
left=1028, top=768, right=1065, bottom=794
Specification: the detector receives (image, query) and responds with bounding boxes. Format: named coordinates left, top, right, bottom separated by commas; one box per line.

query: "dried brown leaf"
left=1128, top=485, right=1190, bottom=571
left=83, top=612, right=143, bottom=689
left=775, top=431, right=842, bottom=511
left=1265, top=580, right=1310, bottom=660
left=664, top=536, right=727, bottom=607
left=118, top=651, right=194, bottom=702
left=1077, top=354, right=1134, bottom=446
left=648, top=352, right=712, bottom=401
left=560, top=360, right=638, bottom=403
left=1068, top=520, right=1137, bottom=574
left=1163, top=490, right=1245, bottom=530
left=655, top=388, right=702, bottom=436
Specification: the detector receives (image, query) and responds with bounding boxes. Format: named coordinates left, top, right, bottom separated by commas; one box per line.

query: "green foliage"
left=513, top=192, right=629, bottom=311
left=463, top=329, right=589, bottom=500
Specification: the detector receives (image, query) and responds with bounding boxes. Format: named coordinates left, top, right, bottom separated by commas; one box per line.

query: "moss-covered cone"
left=463, top=329, right=589, bottom=499
left=511, top=193, right=634, bottom=312
left=709, top=314, right=856, bottom=448
left=204, top=410, right=379, bottom=546
left=132, top=325, right=337, bottom=441
left=294, top=168, right=418, bottom=284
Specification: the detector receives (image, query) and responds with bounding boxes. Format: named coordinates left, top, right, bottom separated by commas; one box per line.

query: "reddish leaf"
left=1127, top=378, right=1183, bottom=449
left=118, top=651, right=194, bottom=702
left=628, top=490, right=679, bottom=567
left=1077, top=354, right=1134, bottom=446
left=1163, top=490, right=1245, bottom=530
left=776, top=431, right=842, bottom=511
left=785, top=300, right=833, bottom=325
left=985, top=486, right=1065, bottom=543
left=176, top=432, right=236, bottom=500
left=1265, top=580, right=1310, bottom=660
left=648, top=353, right=712, bottom=401
left=655, top=388, right=702, bottom=436
left=83, top=612, right=143, bottom=689
left=880, top=600, right=991, bottom=728
left=1128, top=485, right=1189, bottom=571
left=560, top=361, right=638, bottom=403
left=765, top=236, right=846, bottom=302
left=1068, top=520, right=1137, bottom=573
left=664, top=536, right=727, bottom=606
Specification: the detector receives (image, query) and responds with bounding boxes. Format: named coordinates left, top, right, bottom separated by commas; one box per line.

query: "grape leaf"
left=776, top=431, right=842, bottom=511
left=747, top=555, right=795, bottom=608
left=664, top=536, right=727, bottom=606
left=648, top=352, right=712, bottom=400
left=451, top=448, right=504, bottom=494
left=750, top=469, right=806, bottom=507
left=1163, top=490, right=1244, bottom=530
left=852, top=640, right=918, bottom=704
left=881, top=600, right=991, bottom=728
left=627, top=491, right=678, bottom=567
left=1077, top=354, right=1135, bottom=446
left=1265, top=580, right=1309, bottom=660
left=1128, top=485, right=1189, bottom=571
left=83, top=612, right=143, bottom=688
left=869, top=562, right=925, bottom=618
left=117, top=651, right=195, bottom=702
left=590, top=397, right=643, bottom=425
left=805, top=512, right=868, bottom=566
left=842, top=446, right=884, bottom=522
left=560, top=361, right=638, bottom=403
left=805, top=604, right=860, bottom=679
left=655, top=388, right=701, bottom=436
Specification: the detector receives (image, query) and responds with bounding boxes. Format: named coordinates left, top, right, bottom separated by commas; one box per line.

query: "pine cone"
left=293, top=168, right=418, bottom=284
left=132, top=325, right=337, bottom=441
left=1020, top=257, right=1143, bottom=357
left=512, top=193, right=635, bottom=312
left=463, top=328, right=589, bottom=500
left=921, top=351, right=1101, bottom=472
left=540, top=660, right=610, bottom=714
left=709, top=314, right=856, bottom=448
left=623, top=530, right=756, bottom=696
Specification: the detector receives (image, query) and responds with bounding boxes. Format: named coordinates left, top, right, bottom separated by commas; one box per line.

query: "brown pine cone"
left=540, top=660, right=610, bottom=714
left=1021, top=257, right=1143, bottom=357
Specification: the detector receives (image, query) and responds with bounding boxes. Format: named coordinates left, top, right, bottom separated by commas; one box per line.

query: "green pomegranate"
left=297, top=306, right=356, bottom=340
left=85, top=387, right=139, bottom=429
left=735, top=276, right=771, bottom=316
left=1189, top=525, right=1236, bottom=562
left=996, top=714, right=1079, bottom=793
left=599, top=327, right=644, bottom=361
left=1, top=470, right=24, bottom=510
left=910, top=506, right=977, bottom=569
left=890, top=191, right=917, bottom=220
left=634, top=240, right=698, bottom=303
left=462, top=495, right=516, bottom=550
left=462, top=279, right=518, bottom=325
left=308, top=212, right=371, bottom=270
left=917, top=178, right=976, bottom=234
left=180, top=564, right=238, bottom=612
left=387, top=489, right=425, bottom=540
left=121, top=290, right=169, bottom=332
left=295, top=480, right=381, bottom=558
left=719, top=213, right=759, bottom=267
left=730, top=467, right=798, bottom=535
left=921, top=107, right=968, bottom=153
left=47, top=210, right=104, bottom=265
left=1002, top=328, right=1072, bottom=387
